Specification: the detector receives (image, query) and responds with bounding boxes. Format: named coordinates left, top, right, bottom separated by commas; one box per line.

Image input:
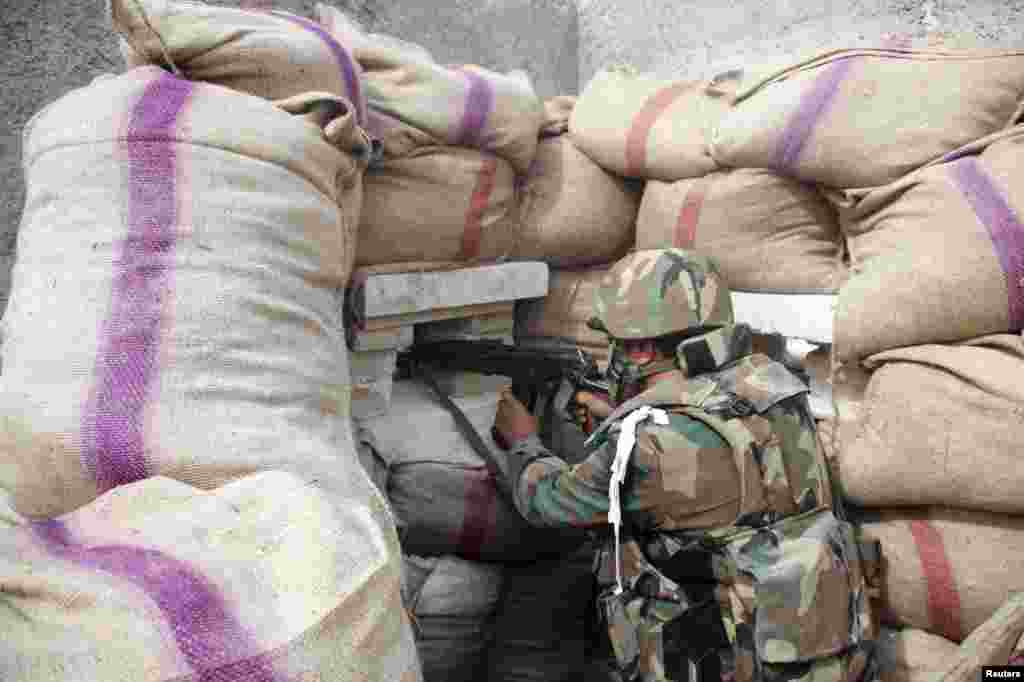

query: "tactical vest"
left=585, top=353, right=883, bottom=682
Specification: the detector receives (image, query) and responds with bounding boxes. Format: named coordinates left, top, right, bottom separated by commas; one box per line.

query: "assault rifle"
left=398, top=340, right=610, bottom=448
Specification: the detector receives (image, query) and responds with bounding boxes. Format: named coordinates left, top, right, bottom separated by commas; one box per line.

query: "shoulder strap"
left=416, top=367, right=517, bottom=506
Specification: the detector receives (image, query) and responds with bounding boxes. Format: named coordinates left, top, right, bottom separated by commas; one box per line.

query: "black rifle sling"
left=416, top=366, right=516, bottom=506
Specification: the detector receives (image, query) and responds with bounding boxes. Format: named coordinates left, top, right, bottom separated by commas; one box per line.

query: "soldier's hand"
left=493, top=387, right=539, bottom=449
left=574, top=390, right=613, bottom=420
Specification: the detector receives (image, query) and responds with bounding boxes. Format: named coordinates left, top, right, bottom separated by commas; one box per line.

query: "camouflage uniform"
left=496, top=250, right=881, bottom=682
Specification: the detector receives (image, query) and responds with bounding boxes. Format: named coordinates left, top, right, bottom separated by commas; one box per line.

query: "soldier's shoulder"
left=713, top=352, right=809, bottom=413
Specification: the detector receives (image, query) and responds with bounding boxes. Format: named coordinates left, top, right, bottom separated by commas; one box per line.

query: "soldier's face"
left=622, top=339, right=657, bottom=366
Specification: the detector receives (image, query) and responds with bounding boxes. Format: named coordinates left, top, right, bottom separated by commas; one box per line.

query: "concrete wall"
left=1, top=0, right=1021, bottom=318
left=577, top=0, right=1024, bottom=86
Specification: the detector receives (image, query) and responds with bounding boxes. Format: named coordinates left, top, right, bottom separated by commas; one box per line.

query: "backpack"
left=587, top=354, right=883, bottom=682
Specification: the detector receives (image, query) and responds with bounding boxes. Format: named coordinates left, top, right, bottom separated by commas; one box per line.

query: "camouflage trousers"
left=592, top=509, right=882, bottom=682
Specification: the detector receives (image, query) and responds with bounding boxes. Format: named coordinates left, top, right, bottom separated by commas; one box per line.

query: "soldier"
left=492, top=249, right=880, bottom=682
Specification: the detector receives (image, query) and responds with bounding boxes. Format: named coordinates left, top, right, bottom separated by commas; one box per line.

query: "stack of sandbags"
left=512, top=96, right=642, bottom=268
left=313, top=3, right=549, bottom=269
left=831, top=126, right=1024, bottom=364
left=636, top=168, right=846, bottom=292
left=1, top=472, right=421, bottom=681
left=0, top=66, right=419, bottom=677
left=402, top=554, right=504, bottom=682
left=803, top=336, right=1024, bottom=648
left=515, top=265, right=614, bottom=370
left=355, top=381, right=584, bottom=563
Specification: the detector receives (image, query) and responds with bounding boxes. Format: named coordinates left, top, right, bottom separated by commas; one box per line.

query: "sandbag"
left=316, top=3, right=543, bottom=172
left=515, top=265, right=614, bottom=370
left=513, top=132, right=640, bottom=267
left=355, top=382, right=584, bottom=562
left=833, top=126, right=1024, bottom=362
left=110, top=0, right=366, bottom=122
left=710, top=47, right=1024, bottom=188
left=356, top=115, right=520, bottom=267
left=485, top=539, right=596, bottom=682
left=637, top=169, right=846, bottom=292
left=1, top=67, right=370, bottom=518
left=839, top=335, right=1024, bottom=513
left=860, top=508, right=1024, bottom=643
left=877, top=628, right=959, bottom=682
left=0, top=472, right=422, bottom=682
left=403, top=554, right=503, bottom=682
left=569, top=66, right=736, bottom=181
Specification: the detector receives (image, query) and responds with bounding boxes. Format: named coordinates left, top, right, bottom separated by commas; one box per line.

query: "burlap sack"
left=710, top=48, right=1024, bottom=188
left=403, top=555, right=504, bottom=682
left=0, top=472, right=422, bottom=681
left=110, top=0, right=366, bottom=122
left=355, top=385, right=584, bottom=562
left=1, top=67, right=370, bottom=518
left=569, top=66, right=736, bottom=181
left=637, top=169, right=846, bottom=292
left=877, top=628, right=959, bottom=682
left=833, top=126, right=1024, bottom=363
left=860, top=508, right=1024, bottom=643
left=515, top=265, right=614, bottom=370
left=356, top=112, right=520, bottom=267
left=838, top=335, right=1024, bottom=513
left=513, top=133, right=640, bottom=268
left=317, top=3, right=543, bottom=172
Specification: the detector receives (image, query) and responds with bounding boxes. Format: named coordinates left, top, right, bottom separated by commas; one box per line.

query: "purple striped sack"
left=111, top=0, right=367, bottom=123
left=1, top=66, right=372, bottom=519
left=0, top=472, right=422, bottom=682
left=316, top=3, right=544, bottom=173
left=832, top=124, right=1024, bottom=362
left=710, top=47, right=1024, bottom=189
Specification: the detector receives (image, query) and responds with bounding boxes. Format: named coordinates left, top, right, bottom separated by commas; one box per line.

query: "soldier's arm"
left=500, top=433, right=617, bottom=529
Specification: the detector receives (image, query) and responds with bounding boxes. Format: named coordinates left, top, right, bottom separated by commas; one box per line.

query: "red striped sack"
left=402, top=555, right=504, bottom=682
left=860, top=508, right=1024, bottom=643
left=710, top=47, right=1024, bottom=189
left=0, top=472, right=422, bottom=682
left=513, top=130, right=640, bottom=268
left=833, top=126, right=1024, bottom=362
left=317, top=3, right=543, bottom=173
left=355, top=114, right=519, bottom=267
left=637, top=169, right=846, bottom=292
left=569, top=67, right=736, bottom=181
left=839, top=335, right=1024, bottom=514
left=110, top=0, right=367, bottom=123
left=1, top=67, right=370, bottom=518
left=514, top=265, right=615, bottom=370
left=355, top=386, right=583, bottom=563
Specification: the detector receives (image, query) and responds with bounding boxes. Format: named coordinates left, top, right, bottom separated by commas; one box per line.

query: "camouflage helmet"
left=592, top=249, right=733, bottom=340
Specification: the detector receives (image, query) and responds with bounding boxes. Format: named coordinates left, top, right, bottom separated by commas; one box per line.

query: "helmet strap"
left=674, top=324, right=752, bottom=377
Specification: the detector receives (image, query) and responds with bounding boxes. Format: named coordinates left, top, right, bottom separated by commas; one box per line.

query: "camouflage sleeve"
left=503, top=433, right=617, bottom=529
